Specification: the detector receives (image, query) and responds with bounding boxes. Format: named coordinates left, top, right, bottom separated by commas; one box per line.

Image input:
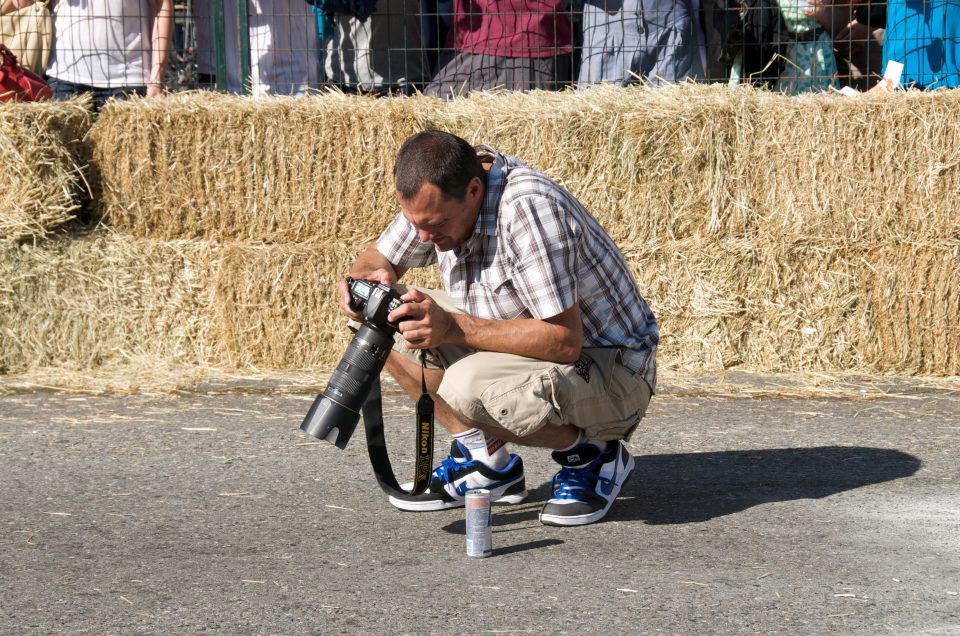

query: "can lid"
left=465, top=489, right=491, bottom=496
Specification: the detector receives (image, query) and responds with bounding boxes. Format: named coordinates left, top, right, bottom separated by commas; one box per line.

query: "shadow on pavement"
left=611, top=445, right=921, bottom=524
left=441, top=514, right=566, bottom=554
left=457, top=446, right=920, bottom=528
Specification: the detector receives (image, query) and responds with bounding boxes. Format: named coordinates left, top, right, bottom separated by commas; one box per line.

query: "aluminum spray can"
left=465, top=489, right=492, bottom=557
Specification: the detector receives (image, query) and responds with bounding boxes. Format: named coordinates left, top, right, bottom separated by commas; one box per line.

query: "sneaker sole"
left=388, top=482, right=528, bottom=512
left=539, top=454, right=635, bottom=527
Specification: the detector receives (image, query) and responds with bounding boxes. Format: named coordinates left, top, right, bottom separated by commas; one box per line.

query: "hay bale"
left=94, top=87, right=745, bottom=244
left=737, top=90, right=960, bottom=245
left=432, top=86, right=750, bottom=243
left=9, top=87, right=960, bottom=381
left=0, top=233, right=444, bottom=374
left=0, top=98, right=93, bottom=244
left=0, top=234, right=217, bottom=372
left=626, top=237, right=960, bottom=376
left=90, top=86, right=960, bottom=247
left=436, top=87, right=960, bottom=244
left=212, top=242, right=358, bottom=369
left=213, top=242, right=444, bottom=370
left=3, top=232, right=958, bottom=377
left=91, top=92, right=431, bottom=243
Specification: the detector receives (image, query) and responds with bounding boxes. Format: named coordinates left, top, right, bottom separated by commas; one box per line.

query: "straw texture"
left=0, top=98, right=92, bottom=244
left=92, top=87, right=960, bottom=245
left=3, top=85, right=959, bottom=383
left=2, top=233, right=957, bottom=376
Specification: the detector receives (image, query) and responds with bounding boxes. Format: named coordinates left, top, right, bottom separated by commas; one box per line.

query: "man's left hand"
left=389, top=288, right=456, bottom=349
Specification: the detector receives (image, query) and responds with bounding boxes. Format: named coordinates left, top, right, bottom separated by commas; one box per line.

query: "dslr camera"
left=300, top=277, right=404, bottom=448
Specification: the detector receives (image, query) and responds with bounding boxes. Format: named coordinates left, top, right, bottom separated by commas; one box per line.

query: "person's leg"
left=47, top=78, right=87, bottom=102
left=385, top=344, right=652, bottom=523
left=436, top=346, right=651, bottom=526
left=91, top=86, right=146, bottom=111
left=385, top=349, right=580, bottom=448
left=379, top=288, right=531, bottom=510
left=384, top=348, right=532, bottom=512
left=375, top=286, right=652, bottom=523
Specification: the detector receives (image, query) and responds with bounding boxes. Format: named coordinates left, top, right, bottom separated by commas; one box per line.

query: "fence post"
left=211, top=0, right=227, bottom=91
left=237, top=0, right=252, bottom=95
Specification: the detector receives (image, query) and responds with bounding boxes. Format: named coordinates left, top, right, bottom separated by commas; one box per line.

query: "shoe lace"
left=433, top=455, right=474, bottom=483
left=551, top=464, right=612, bottom=500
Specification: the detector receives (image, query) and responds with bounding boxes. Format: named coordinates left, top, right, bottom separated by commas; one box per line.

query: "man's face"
left=397, top=178, right=483, bottom=252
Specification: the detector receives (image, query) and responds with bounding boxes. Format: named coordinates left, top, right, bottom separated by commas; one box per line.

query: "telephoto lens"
left=300, top=278, right=405, bottom=448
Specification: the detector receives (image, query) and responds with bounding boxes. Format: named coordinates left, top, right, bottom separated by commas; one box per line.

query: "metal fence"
left=3, top=0, right=958, bottom=101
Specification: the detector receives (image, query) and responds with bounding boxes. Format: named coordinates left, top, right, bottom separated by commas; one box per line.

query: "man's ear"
left=468, top=175, right=483, bottom=200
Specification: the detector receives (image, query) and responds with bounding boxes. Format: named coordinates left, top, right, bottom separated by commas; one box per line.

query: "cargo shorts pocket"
left=478, top=372, right=559, bottom=438
left=549, top=348, right=649, bottom=440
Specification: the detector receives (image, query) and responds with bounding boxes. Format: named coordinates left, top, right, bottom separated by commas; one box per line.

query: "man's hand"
left=340, top=244, right=407, bottom=320
left=337, top=279, right=364, bottom=321
left=337, top=268, right=398, bottom=321
left=389, top=288, right=457, bottom=349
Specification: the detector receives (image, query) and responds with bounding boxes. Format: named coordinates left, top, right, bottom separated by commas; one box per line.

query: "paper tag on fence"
left=883, top=61, right=904, bottom=88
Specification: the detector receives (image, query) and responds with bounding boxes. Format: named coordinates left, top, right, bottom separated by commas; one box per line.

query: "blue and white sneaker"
left=388, top=440, right=528, bottom=512
left=539, top=440, right=635, bottom=526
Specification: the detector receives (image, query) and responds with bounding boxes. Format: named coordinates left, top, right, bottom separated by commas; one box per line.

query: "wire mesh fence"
left=0, top=0, right=957, bottom=102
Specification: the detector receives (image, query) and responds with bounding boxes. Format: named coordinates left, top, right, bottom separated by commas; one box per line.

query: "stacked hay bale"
left=2, top=93, right=435, bottom=375
left=2, top=86, right=959, bottom=380
left=0, top=99, right=92, bottom=245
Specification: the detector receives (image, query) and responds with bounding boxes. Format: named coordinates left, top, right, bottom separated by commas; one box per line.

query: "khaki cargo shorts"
left=389, top=288, right=653, bottom=442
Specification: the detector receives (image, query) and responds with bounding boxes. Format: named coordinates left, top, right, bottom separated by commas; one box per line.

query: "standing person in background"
left=805, top=0, right=884, bottom=91
left=577, top=0, right=706, bottom=88
left=868, top=0, right=959, bottom=91
left=323, top=0, right=429, bottom=94
left=418, top=0, right=453, bottom=75
left=727, top=0, right=838, bottom=93
left=423, top=0, right=573, bottom=97
left=192, top=0, right=321, bottom=95
left=701, top=0, right=741, bottom=82
left=39, top=0, right=173, bottom=110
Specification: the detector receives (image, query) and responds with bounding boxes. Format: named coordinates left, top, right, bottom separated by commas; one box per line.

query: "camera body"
left=300, top=278, right=405, bottom=448
left=347, top=277, right=404, bottom=332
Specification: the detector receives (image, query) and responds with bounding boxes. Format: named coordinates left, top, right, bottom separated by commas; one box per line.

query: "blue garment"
left=882, top=0, right=960, bottom=89
left=48, top=79, right=146, bottom=112
left=577, top=0, right=705, bottom=88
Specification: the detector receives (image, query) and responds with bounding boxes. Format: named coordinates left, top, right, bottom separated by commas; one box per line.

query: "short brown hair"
left=393, top=130, right=484, bottom=200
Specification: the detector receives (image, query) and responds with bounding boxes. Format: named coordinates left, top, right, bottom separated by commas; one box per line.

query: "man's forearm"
left=349, top=244, right=406, bottom=282
left=448, top=312, right=582, bottom=364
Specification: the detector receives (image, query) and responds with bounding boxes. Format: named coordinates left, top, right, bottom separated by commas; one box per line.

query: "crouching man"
left=339, top=130, right=657, bottom=526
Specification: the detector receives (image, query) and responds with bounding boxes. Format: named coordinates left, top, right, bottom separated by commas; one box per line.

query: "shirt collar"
left=453, top=147, right=505, bottom=257
left=476, top=146, right=506, bottom=238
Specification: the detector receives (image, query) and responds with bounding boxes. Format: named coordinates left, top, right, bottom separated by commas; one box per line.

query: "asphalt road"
left=1, top=380, right=958, bottom=635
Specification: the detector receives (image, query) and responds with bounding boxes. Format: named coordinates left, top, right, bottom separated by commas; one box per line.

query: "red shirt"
left=448, top=0, right=573, bottom=58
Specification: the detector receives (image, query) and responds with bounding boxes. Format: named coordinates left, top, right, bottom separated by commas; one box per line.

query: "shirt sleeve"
left=375, top=213, right=437, bottom=268
left=503, top=192, right=579, bottom=320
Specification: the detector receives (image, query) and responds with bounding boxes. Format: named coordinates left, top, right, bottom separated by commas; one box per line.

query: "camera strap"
left=361, top=353, right=434, bottom=499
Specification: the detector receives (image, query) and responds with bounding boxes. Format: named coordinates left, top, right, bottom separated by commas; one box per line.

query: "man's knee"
left=439, top=359, right=558, bottom=437
left=436, top=360, right=488, bottom=421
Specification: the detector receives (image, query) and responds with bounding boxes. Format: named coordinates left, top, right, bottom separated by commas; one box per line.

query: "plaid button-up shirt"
left=377, top=146, right=658, bottom=391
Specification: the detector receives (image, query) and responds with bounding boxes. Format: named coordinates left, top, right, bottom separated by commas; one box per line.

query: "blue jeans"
left=48, top=78, right=147, bottom=111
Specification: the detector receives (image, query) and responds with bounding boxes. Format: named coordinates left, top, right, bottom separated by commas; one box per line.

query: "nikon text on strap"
left=361, top=353, right=434, bottom=499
